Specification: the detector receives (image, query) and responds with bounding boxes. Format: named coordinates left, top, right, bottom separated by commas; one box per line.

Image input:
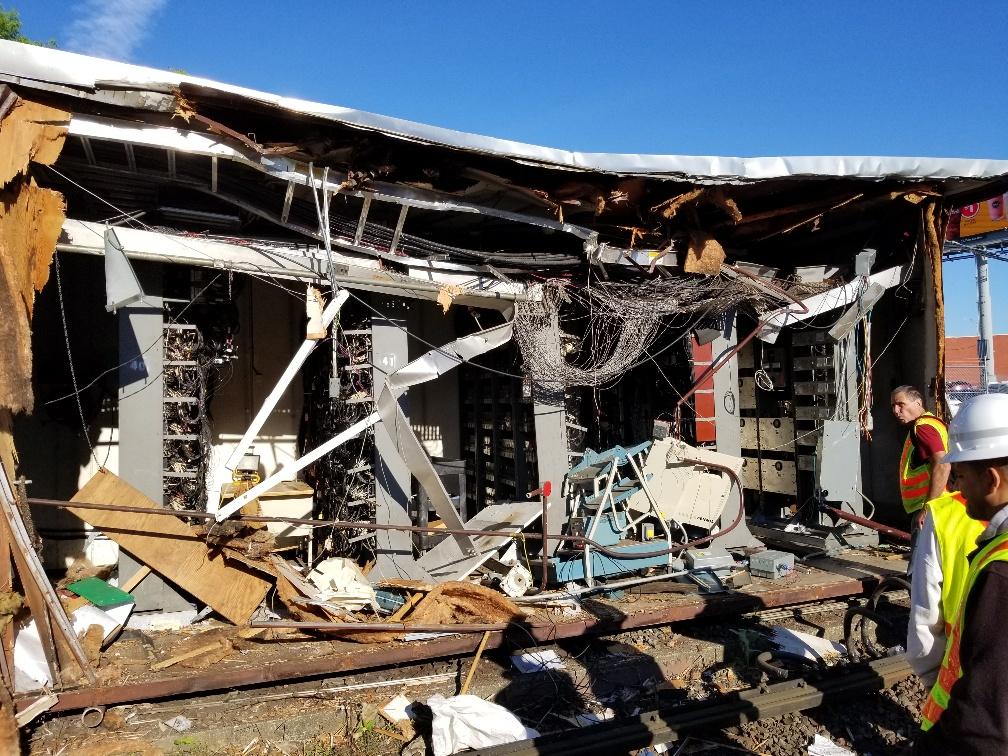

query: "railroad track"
left=472, top=655, right=913, bottom=755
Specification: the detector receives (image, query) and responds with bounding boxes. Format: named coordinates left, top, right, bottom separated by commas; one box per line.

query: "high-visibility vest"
left=920, top=529, right=1008, bottom=731
left=900, top=412, right=949, bottom=514
left=929, top=492, right=985, bottom=633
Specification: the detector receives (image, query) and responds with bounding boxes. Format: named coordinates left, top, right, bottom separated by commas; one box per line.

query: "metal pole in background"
left=976, top=250, right=996, bottom=389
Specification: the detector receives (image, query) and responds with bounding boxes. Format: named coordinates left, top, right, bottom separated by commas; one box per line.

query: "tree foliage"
left=0, top=6, right=56, bottom=47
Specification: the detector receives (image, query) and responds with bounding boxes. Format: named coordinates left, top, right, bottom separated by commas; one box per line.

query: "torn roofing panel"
left=3, top=41, right=1008, bottom=183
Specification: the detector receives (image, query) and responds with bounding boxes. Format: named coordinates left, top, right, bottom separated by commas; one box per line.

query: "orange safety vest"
left=900, top=412, right=949, bottom=514
left=920, top=528, right=1008, bottom=731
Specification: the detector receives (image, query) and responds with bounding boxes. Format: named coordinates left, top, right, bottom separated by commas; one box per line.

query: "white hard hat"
left=944, top=393, right=1008, bottom=463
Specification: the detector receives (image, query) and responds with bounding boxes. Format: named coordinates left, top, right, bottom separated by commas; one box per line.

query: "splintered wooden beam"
left=0, top=444, right=95, bottom=686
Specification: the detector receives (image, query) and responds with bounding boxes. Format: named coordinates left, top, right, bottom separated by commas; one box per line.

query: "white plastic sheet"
left=808, top=732, right=855, bottom=756
left=770, top=627, right=846, bottom=663
left=428, top=694, right=538, bottom=756
left=14, top=602, right=133, bottom=690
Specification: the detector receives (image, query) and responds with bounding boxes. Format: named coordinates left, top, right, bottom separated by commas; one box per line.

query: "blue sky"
left=15, top=1, right=1008, bottom=336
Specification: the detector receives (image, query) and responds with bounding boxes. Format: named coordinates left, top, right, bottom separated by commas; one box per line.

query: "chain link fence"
left=945, top=363, right=1007, bottom=416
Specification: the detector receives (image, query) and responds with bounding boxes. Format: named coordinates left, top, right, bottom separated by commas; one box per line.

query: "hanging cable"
left=53, top=252, right=98, bottom=467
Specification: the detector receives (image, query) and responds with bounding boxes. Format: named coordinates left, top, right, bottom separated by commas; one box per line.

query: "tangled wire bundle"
left=514, top=275, right=771, bottom=388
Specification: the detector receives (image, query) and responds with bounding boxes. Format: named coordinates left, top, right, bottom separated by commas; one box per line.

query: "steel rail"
left=470, top=655, right=913, bottom=755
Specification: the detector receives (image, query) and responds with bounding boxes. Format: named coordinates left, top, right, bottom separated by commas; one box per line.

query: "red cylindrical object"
left=821, top=504, right=911, bottom=542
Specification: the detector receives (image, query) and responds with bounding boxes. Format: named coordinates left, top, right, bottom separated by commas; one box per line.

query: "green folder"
left=66, top=577, right=135, bottom=608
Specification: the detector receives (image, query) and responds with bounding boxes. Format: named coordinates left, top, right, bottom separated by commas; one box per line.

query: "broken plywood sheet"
left=67, top=470, right=270, bottom=624
left=416, top=502, right=543, bottom=582
left=0, top=178, right=65, bottom=412
left=0, top=92, right=68, bottom=187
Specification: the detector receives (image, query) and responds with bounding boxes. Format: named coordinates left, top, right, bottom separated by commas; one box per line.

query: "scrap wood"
left=149, top=627, right=263, bottom=672
left=13, top=691, right=56, bottom=728
left=172, top=91, right=264, bottom=155
left=119, top=565, right=151, bottom=594
left=1, top=467, right=96, bottom=687
left=268, top=555, right=317, bottom=595
left=196, top=520, right=276, bottom=560
left=372, top=725, right=410, bottom=742
left=388, top=592, right=423, bottom=622
left=151, top=638, right=229, bottom=671
left=460, top=630, right=491, bottom=696
left=755, top=192, right=865, bottom=241
left=67, top=470, right=270, bottom=625
left=334, top=582, right=523, bottom=645
left=274, top=572, right=332, bottom=624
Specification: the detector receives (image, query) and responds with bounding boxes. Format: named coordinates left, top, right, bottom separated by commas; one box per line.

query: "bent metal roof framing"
left=5, top=41, right=1008, bottom=183
left=5, top=40, right=1008, bottom=316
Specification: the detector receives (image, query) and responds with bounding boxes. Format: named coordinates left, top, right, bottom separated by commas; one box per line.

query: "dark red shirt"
left=911, top=421, right=947, bottom=468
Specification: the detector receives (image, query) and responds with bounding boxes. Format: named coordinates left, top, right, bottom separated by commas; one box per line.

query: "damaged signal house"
left=1, top=38, right=1008, bottom=726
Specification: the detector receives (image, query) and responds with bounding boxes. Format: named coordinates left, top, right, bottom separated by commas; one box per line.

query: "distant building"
left=946, top=334, right=1008, bottom=385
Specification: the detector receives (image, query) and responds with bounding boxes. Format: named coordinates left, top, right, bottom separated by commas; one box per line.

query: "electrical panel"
left=300, top=299, right=377, bottom=558
left=734, top=317, right=863, bottom=523
left=460, top=347, right=539, bottom=513
left=161, top=269, right=238, bottom=512
left=737, top=339, right=797, bottom=499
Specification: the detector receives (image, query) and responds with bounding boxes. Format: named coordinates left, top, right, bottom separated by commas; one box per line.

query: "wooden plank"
left=387, top=592, right=423, bottom=622
left=119, top=565, right=151, bottom=594
left=0, top=418, right=18, bottom=686
left=150, top=640, right=229, bottom=671
left=460, top=630, right=491, bottom=695
left=0, top=422, right=95, bottom=685
left=67, top=470, right=270, bottom=624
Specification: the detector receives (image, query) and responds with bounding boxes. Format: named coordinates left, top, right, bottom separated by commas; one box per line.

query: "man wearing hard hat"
left=914, top=393, right=1008, bottom=753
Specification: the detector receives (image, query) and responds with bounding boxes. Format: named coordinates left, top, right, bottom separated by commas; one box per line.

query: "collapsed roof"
left=4, top=39, right=1008, bottom=295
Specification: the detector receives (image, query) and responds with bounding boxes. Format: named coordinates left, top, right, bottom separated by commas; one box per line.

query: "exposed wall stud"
left=281, top=180, right=295, bottom=224
left=390, top=204, right=408, bottom=254
left=79, top=136, right=96, bottom=166
left=355, top=195, right=372, bottom=246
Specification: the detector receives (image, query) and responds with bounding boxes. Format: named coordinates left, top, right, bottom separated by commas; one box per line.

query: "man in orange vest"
left=914, top=393, right=1008, bottom=753
left=892, top=385, right=950, bottom=531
